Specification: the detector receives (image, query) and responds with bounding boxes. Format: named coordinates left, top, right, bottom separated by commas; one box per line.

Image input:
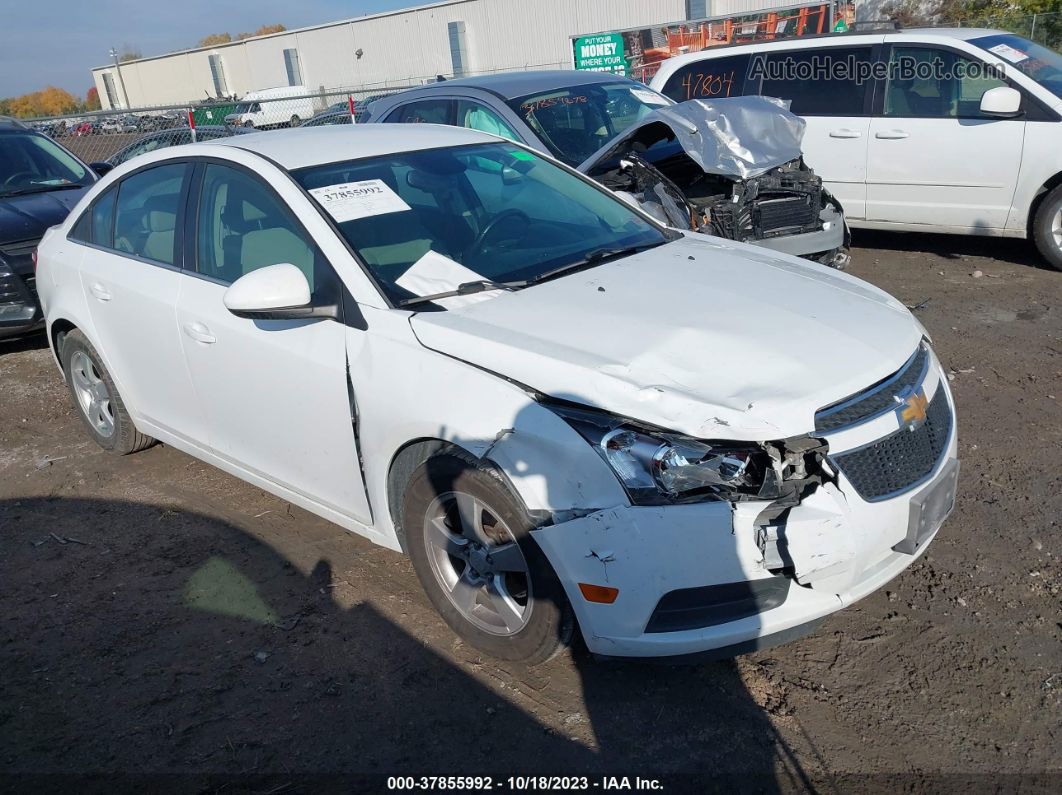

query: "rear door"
left=865, top=42, right=1025, bottom=229
left=75, top=162, right=207, bottom=441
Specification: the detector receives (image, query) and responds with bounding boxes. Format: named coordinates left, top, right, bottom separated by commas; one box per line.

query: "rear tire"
left=61, top=329, right=154, bottom=455
left=290, top=114, right=301, bottom=127
left=1032, top=184, right=1062, bottom=271
left=401, top=448, right=573, bottom=665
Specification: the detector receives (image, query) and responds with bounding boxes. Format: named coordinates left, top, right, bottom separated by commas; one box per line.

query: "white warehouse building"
left=91, top=0, right=840, bottom=109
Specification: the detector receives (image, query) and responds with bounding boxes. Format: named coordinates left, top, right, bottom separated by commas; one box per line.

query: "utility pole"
left=109, top=47, right=131, bottom=110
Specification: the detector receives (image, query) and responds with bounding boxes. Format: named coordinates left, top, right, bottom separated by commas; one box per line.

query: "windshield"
left=972, top=34, right=1062, bottom=100
left=233, top=101, right=259, bottom=114
left=294, top=142, right=669, bottom=306
left=0, top=132, right=92, bottom=196
left=507, top=82, right=672, bottom=167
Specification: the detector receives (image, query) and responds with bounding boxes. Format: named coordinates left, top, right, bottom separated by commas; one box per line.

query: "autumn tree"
left=199, top=32, right=232, bottom=47
left=85, top=86, right=101, bottom=111
left=3, top=86, right=80, bottom=118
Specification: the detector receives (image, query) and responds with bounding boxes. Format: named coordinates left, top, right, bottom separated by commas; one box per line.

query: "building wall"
left=92, top=0, right=844, bottom=110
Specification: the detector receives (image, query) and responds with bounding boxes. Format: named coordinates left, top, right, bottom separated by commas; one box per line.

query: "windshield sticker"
left=308, top=179, right=411, bottom=223
left=630, top=88, right=668, bottom=106
left=988, top=43, right=1029, bottom=64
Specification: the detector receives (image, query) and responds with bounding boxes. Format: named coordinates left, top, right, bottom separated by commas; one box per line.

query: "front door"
left=175, top=162, right=371, bottom=523
left=865, top=44, right=1026, bottom=229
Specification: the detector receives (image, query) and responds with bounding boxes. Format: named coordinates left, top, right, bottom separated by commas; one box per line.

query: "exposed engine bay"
left=581, top=96, right=849, bottom=268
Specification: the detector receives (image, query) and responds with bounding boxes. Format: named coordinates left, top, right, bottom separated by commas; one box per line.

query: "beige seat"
left=239, top=227, right=314, bottom=286
left=142, top=208, right=176, bottom=263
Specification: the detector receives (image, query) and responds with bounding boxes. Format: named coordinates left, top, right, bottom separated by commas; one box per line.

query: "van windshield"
left=972, top=34, right=1062, bottom=100
left=234, top=102, right=260, bottom=114
left=293, top=142, right=670, bottom=307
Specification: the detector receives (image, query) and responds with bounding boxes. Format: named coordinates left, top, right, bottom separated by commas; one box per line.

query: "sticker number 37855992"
left=309, top=179, right=412, bottom=223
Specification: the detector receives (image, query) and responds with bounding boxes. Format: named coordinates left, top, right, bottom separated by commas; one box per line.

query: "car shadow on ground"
left=0, top=332, right=48, bottom=357
left=851, top=229, right=1049, bottom=270
left=0, top=496, right=816, bottom=790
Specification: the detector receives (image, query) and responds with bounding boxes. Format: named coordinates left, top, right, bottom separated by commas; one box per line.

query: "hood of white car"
left=410, top=235, right=923, bottom=441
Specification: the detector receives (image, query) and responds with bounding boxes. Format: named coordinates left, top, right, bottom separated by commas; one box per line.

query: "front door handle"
left=183, top=322, right=216, bottom=345
left=829, top=129, right=863, bottom=138
left=88, top=282, right=111, bottom=302
left=875, top=130, right=910, bottom=139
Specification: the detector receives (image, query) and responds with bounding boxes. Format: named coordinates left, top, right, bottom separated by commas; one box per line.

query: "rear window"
left=659, top=55, right=752, bottom=101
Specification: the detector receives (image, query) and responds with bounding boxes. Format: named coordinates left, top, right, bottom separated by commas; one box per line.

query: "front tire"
left=401, top=449, right=573, bottom=664
left=1032, top=184, right=1062, bottom=271
left=62, top=329, right=154, bottom=455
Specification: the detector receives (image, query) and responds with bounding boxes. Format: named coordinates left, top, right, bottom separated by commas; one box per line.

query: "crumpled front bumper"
left=531, top=371, right=958, bottom=659
left=747, top=204, right=847, bottom=260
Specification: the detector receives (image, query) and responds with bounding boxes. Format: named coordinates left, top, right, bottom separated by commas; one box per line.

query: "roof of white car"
left=899, top=27, right=1008, bottom=40
left=211, top=123, right=500, bottom=170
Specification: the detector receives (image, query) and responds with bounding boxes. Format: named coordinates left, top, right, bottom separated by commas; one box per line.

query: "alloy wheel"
left=70, top=351, right=115, bottom=438
left=422, top=491, right=532, bottom=636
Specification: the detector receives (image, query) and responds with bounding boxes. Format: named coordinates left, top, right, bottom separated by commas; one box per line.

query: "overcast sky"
left=1, top=1, right=414, bottom=98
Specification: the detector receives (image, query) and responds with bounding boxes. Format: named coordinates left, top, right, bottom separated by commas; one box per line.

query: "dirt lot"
left=1, top=231, right=1060, bottom=790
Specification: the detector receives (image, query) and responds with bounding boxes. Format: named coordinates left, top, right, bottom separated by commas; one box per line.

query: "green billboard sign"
left=572, top=32, right=627, bottom=75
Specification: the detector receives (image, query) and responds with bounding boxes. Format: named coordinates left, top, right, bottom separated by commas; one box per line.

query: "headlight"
left=546, top=403, right=766, bottom=505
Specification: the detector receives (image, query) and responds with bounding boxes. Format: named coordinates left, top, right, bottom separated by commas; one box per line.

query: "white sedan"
left=36, top=125, right=958, bottom=663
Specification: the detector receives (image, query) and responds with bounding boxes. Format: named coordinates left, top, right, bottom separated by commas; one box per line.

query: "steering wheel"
left=467, top=209, right=531, bottom=258
left=3, top=171, right=36, bottom=188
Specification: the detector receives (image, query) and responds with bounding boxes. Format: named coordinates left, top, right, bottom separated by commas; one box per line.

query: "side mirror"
left=979, top=86, right=1022, bottom=118
left=223, top=263, right=336, bottom=320
left=89, top=161, right=113, bottom=177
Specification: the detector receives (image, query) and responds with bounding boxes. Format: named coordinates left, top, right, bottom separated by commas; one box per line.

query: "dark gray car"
left=105, top=125, right=252, bottom=167
left=365, top=71, right=848, bottom=266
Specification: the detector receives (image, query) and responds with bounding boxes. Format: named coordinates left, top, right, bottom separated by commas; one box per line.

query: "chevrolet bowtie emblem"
left=897, top=389, right=929, bottom=431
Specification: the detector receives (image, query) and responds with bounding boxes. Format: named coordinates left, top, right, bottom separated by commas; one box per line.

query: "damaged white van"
left=36, top=125, right=958, bottom=663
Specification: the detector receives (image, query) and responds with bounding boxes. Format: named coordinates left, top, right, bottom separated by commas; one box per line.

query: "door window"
left=884, top=47, right=1009, bottom=118
left=386, top=99, right=454, bottom=124
left=750, top=47, right=873, bottom=115
left=195, top=164, right=321, bottom=290
left=112, top=163, right=187, bottom=265
left=456, top=100, right=519, bottom=141
left=90, top=188, right=118, bottom=247
left=659, top=54, right=751, bottom=101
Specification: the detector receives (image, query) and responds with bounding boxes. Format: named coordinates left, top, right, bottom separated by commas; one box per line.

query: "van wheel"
left=62, top=329, right=154, bottom=455
left=1032, top=184, right=1062, bottom=271
left=401, top=448, right=573, bottom=665
left=290, top=114, right=301, bottom=127
left=242, top=120, right=255, bottom=129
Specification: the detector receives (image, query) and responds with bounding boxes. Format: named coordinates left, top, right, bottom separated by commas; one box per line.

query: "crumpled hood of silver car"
left=410, top=236, right=922, bottom=441
left=577, top=95, right=806, bottom=180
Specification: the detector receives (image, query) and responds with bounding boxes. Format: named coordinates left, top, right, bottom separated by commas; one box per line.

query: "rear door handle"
left=88, top=282, right=111, bottom=302
left=829, top=129, right=862, bottom=138
left=183, top=322, right=216, bottom=345
left=875, top=130, right=910, bottom=139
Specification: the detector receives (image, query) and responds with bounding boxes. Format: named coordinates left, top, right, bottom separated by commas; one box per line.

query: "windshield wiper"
left=0, top=183, right=85, bottom=198
left=526, top=241, right=668, bottom=286
left=397, top=279, right=528, bottom=308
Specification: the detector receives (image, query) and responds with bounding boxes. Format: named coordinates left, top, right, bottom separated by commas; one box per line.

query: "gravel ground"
left=1, top=230, right=1059, bottom=790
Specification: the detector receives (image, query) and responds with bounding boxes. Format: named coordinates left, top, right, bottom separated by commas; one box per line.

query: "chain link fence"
left=940, top=11, right=1061, bottom=50
left=21, top=86, right=410, bottom=167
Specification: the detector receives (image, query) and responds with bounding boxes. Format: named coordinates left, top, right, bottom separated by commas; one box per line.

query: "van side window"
left=884, top=47, right=1009, bottom=119
left=659, top=55, right=751, bottom=102
left=749, top=47, right=873, bottom=116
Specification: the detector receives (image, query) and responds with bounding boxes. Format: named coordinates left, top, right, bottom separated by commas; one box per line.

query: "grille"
left=0, top=272, right=33, bottom=307
left=831, top=386, right=952, bottom=501
left=755, top=196, right=814, bottom=234
left=816, top=344, right=929, bottom=433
